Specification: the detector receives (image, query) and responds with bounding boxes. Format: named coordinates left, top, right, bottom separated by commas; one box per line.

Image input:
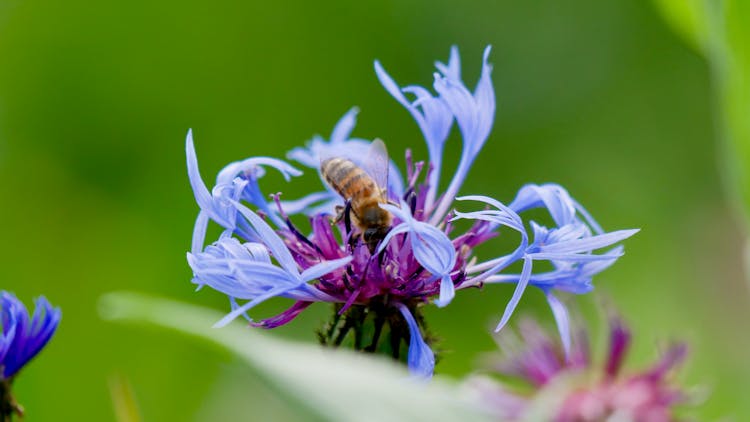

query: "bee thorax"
left=360, top=205, right=391, bottom=226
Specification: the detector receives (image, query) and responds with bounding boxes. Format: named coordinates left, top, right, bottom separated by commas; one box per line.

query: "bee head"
left=363, top=226, right=390, bottom=253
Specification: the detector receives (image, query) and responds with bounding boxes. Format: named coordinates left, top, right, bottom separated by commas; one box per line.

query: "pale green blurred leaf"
left=98, top=292, right=494, bottom=422
left=721, top=0, right=750, bottom=223
left=653, top=0, right=709, bottom=52
left=656, top=0, right=750, bottom=224
left=109, top=374, right=142, bottom=422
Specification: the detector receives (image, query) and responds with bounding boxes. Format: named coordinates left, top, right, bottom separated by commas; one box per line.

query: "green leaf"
left=109, top=374, right=143, bottom=422
left=652, top=0, right=710, bottom=53
left=99, top=291, right=495, bottom=422
left=655, top=0, right=750, bottom=223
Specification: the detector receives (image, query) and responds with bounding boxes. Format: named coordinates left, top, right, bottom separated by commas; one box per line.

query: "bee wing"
left=365, top=138, right=389, bottom=197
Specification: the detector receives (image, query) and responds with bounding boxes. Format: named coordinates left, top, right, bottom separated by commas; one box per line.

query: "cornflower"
left=0, top=292, right=61, bottom=420
left=186, top=46, right=636, bottom=376
left=470, top=316, right=689, bottom=421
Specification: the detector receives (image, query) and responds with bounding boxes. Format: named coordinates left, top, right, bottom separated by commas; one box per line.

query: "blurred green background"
left=0, top=0, right=748, bottom=420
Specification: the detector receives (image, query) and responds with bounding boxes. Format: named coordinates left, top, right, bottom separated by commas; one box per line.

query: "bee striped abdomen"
left=320, top=151, right=393, bottom=253
left=321, top=158, right=378, bottom=202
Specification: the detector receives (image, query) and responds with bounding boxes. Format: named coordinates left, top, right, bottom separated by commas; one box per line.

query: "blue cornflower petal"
left=299, top=257, right=356, bottom=282
left=377, top=223, right=411, bottom=246
left=286, top=108, right=361, bottom=168
left=0, top=292, right=61, bottom=379
left=395, top=303, right=435, bottom=378
left=435, top=45, right=461, bottom=81
left=534, top=229, right=639, bottom=255
left=484, top=247, right=626, bottom=295
left=188, top=131, right=298, bottom=248
left=453, top=193, right=635, bottom=355
left=216, top=156, right=302, bottom=228
left=430, top=46, right=496, bottom=224
left=510, top=184, right=605, bottom=233
left=186, top=130, right=215, bottom=218
left=379, top=202, right=457, bottom=307
left=278, top=191, right=339, bottom=216
left=433, top=46, right=495, bottom=158
left=374, top=60, right=453, bottom=208
left=191, top=211, right=211, bottom=256
left=213, top=285, right=305, bottom=328
left=231, top=200, right=299, bottom=274
left=0, top=308, right=16, bottom=364
left=216, top=156, right=301, bottom=186
left=456, top=195, right=526, bottom=233
left=495, top=256, right=532, bottom=333
left=329, top=107, right=358, bottom=145
left=545, top=292, right=571, bottom=358
left=189, top=236, right=351, bottom=328
left=453, top=195, right=529, bottom=278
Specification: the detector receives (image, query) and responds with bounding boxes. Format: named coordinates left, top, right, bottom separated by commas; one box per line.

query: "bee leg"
left=332, top=205, right=345, bottom=223
left=343, top=200, right=353, bottom=234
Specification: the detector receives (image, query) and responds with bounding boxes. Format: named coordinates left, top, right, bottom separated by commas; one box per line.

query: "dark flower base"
left=318, top=301, right=437, bottom=365
left=0, top=379, right=22, bottom=422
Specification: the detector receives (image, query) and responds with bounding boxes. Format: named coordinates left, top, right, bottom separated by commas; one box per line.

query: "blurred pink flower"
left=470, top=316, right=690, bottom=421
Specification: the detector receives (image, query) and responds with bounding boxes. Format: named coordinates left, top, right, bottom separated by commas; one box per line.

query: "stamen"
left=407, top=161, right=425, bottom=188
left=405, top=149, right=414, bottom=181
left=271, top=193, right=290, bottom=221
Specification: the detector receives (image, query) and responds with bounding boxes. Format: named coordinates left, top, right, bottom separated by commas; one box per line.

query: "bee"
left=321, top=139, right=392, bottom=252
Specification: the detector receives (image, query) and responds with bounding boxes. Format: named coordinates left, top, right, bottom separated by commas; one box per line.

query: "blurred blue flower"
left=0, top=292, right=61, bottom=380
left=186, top=46, right=636, bottom=376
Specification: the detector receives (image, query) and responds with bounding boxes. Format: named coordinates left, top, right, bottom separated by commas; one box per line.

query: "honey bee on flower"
left=186, top=46, right=637, bottom=377
left=320, top=138, right=393, bottom=253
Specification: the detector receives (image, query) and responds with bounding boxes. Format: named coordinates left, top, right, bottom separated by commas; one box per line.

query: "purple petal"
left=605, top=317, right=631, bottom=378
left=647, top=343, right=688, bottom=380
left=250, top=301, right=313, bottom=329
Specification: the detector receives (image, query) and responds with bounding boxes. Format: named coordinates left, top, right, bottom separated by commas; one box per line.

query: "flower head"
left=0, top=292, right=61, bottom=418
left=471, top=316, right=689, bottom=422
left=0, top=292, right=61, bottom=380
left=186, top=46, right=636, bottom=376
